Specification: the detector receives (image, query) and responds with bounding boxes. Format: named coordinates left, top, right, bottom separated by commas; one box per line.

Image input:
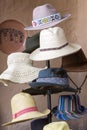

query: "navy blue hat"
left=29, top=68, right=77, bottom=91
left=30, top=117, right=49, bottom=130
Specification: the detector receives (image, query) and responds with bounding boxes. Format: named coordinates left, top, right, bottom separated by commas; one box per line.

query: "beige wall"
left=0, top=0, right=87, bottom=130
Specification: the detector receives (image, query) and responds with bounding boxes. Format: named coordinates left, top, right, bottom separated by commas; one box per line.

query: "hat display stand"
left=23, top=59, right=78, bottom=123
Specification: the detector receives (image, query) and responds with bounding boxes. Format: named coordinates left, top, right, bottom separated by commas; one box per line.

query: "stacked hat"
left=2, top=92, right=50, bottom=126
left=62, top=48, right=87, bottom=72
left=29, top=27, right=81, bottom=61
left=43, top=121, right=70, bottom=130
left=29, top=67, right=77, bottom=92
left=0, top=52, right=45, bottom=84
left=24, top=3, right=71, bottom=30
left=23, top=33, right=39, bottom=53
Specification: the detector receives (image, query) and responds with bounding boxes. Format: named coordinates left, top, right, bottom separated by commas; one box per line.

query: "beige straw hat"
left=43, top=121, right=70, bottom=130
left=30, top=27, right=81, bottom=61
left=0, top=52, right=44, bottom=84
left=2, top=92, right=50, bottom=126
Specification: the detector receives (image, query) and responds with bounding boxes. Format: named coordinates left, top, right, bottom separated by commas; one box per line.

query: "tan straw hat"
left=43, top=121, right=70, bottom=130
left=2, top=92, right=50, bottom=126
left=30, top=27, right=81, bottom=61
left=0, top=52, right=44, bottom=84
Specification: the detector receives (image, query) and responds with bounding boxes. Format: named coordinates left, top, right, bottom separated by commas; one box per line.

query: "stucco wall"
left=0, top=0, right=87, bottom=130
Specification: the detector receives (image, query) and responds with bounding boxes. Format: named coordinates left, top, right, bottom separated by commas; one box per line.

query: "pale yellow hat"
left=2, top=92, right=50, bottom=126
left=43, top=121, right=70, bottom=130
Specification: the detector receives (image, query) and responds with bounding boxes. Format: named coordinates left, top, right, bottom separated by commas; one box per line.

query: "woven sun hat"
left=43, top=121, right=70, bottom=130
left=0, top=19, right=27, bottom=54
left=0, top=52, right=44, bottom=84
left=29, top=68, right=77, bottom=92
left=2, top=92, right=50, bottom=126
left=24, top=3, right=71, bottom=30
left=23, top=33, right=39, bottom=53
left=62, top=49, right=87, bottom=72
left=30, top=27, right=81, bottom=61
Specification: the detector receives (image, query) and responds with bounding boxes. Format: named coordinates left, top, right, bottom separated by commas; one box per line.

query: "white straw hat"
left=0, top=52, right=44, bottom=83
left=2, top=92, right=50, bottom=126
left=30, top=27, right=81, bottom=61
left=43, top=121, right=70, bottom=130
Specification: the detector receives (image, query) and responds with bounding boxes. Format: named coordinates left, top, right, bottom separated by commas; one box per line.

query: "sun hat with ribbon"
left=30, top=27, right=81, bottom=61
left=29, top=68, right=77, bottom=92
left=43, top=121, right=70, bottom=130
left=24, top=3, right=71, bottom=30
left=2, top=92, right=50, bottom=126
left=0, top=52, right=44, bottom=84
left=23, top=33, right=39, bottom=53
left=62, top=49, right=87, bottom=72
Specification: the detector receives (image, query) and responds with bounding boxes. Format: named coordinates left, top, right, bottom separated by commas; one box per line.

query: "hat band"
left=40, top=43, right=68, bottom=51
left=13, top=106, right=38, bottom=119
left=32, top=13, right=61, bottom=27
left=37, top=77, right=68, bottom=86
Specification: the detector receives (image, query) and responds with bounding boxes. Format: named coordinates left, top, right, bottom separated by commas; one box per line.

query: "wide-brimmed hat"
left=24, top=3, right=71, bottom=30
left=43, top=121, right=70, bottom=130
left=0, top=19, right=27, bottom=54
left=0, top=52, right=44, bottom=84
left=2, top=92, right=50, bottom=126
left=29, top=68, right=77, bottom=91
left=23, top=33, right=39, bottom=53
left=62, top=49, right=87, bottom=72
left=30, top=27, right=81, bottom=61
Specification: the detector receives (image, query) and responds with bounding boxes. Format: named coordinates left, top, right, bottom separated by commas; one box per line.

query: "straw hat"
left=62, top=49, right=87, bottom=72
left=0, top=52, right=44, bottom=84
left=43, top=121, right=70, bottom=130
left=0, top=19, right=27, bottom=54
left=30, top=27, right=81, bottom=61
left=24, top=3, right=71, bottom=30
left=2, top=92, right=50, bottom=126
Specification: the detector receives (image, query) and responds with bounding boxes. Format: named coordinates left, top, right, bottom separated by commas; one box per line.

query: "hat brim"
left=29, top=80, right=77, bottom=92
left=2, top=109, right=50, bottom=126
left=30, top=44, right=81, bottom=61
left=24, top=14, right=71, bottom=31
left=63, top=62, right=87, bottom=72
left=0, top=65, right=44, bottom=83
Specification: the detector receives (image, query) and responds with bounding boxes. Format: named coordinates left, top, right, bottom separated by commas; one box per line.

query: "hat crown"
left=7, top=52, right=31, bottom=65
left=33, top=4, right=57, bottom=20
left=11, top=92, right=37, bottom=114
left=38, top=68, right=68, bottom=78
left=43, top=121, right=70, bottom=130
left=40, top=27, right=67, bottom=49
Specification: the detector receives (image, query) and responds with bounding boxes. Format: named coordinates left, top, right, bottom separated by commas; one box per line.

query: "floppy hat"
left=23, top=33, right=39, bottom=53
left=43, top=121, right=70, bottom=130
left=2, top=92, right=50, bottom=126
left=0, top=19, right=27, bottom=54
left=30, top=27, right=81, bottom=61
left=62, top=49, right=87, bottom=72
left=24, top=3, right=71, bottom=30
left=29, top=68, right=77, bottom=92
left=0, top=52, right=44, bottom=84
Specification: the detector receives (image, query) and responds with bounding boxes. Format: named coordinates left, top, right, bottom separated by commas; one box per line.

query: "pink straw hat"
left=24, top=3, right=71, bottom=30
